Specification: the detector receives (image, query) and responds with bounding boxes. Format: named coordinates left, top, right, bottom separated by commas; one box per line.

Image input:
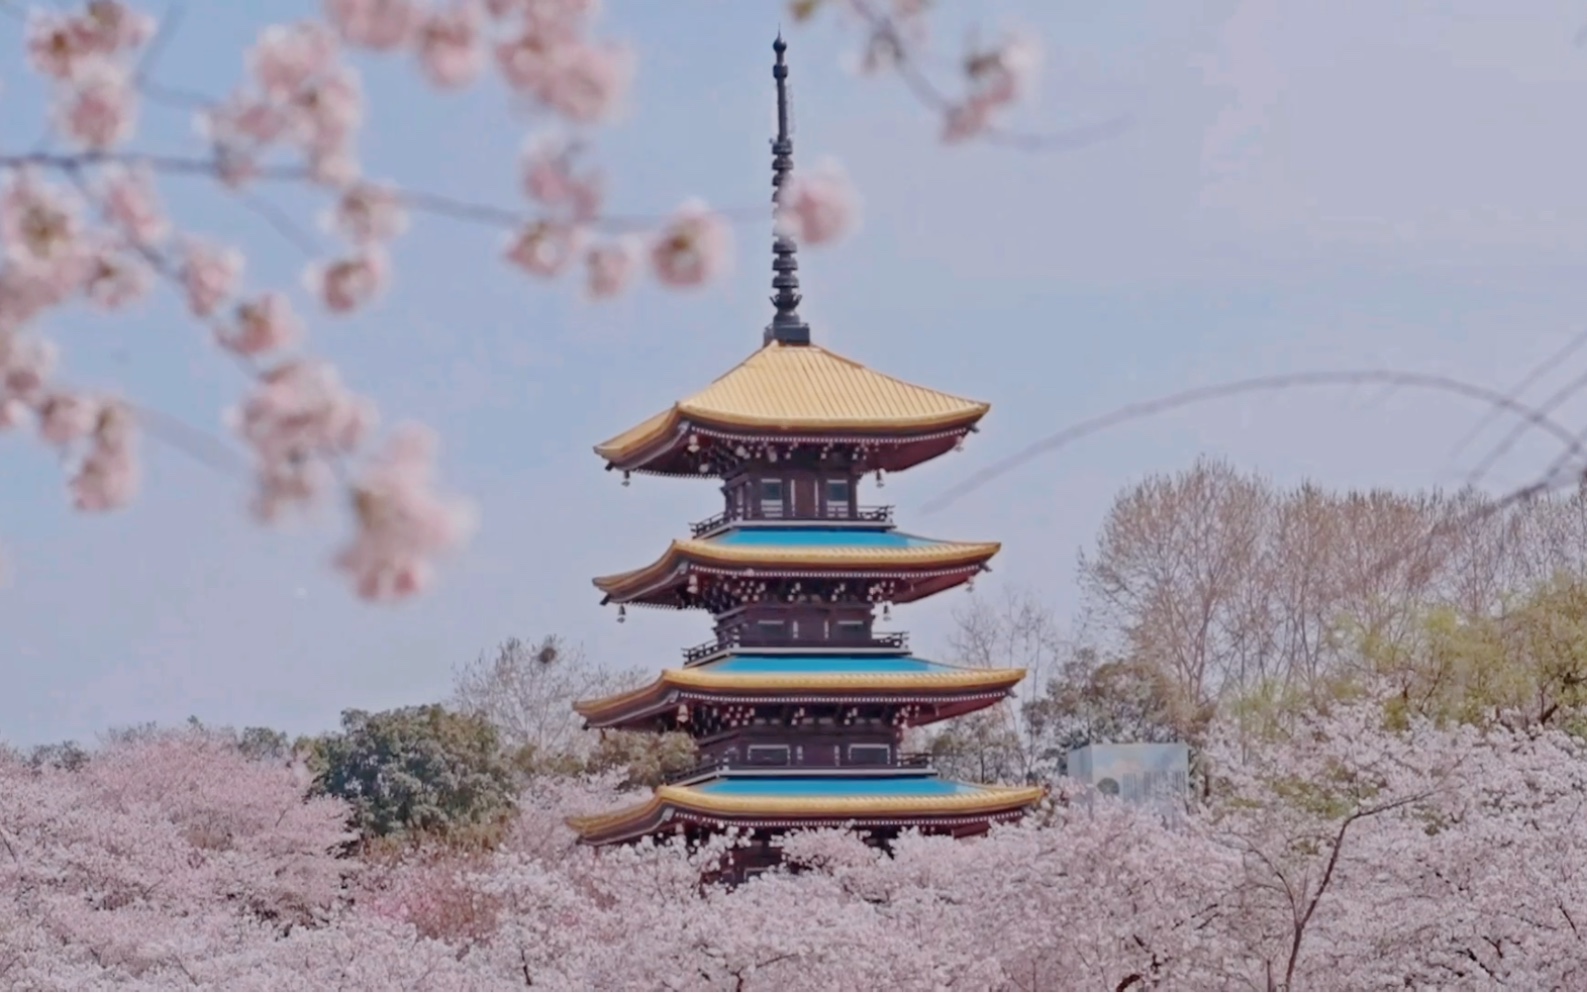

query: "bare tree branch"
left=920, top=369, right=1581, bottom=516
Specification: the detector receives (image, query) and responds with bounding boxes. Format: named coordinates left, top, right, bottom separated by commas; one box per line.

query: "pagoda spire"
left=765, top=33, right=811, bottom=347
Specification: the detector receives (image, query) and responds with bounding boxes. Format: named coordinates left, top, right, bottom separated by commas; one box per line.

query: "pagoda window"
left=747, top=744, right=790, bottom=766
left=847, top=744, right=891, bottom=766
left=823, top=478, right=852, bottom=518
left=755, top=618, right=788, bottom=642
left=834, top=619, right=866, bottom=642
left=759, top=478, right=785, bottom=518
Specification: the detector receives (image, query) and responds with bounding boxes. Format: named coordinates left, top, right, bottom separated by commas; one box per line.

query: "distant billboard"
left=1066, top=742, right=1189, bottom=809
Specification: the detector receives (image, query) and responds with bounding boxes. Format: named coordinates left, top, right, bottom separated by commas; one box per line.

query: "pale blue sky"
left=5, top=0, right=1587, bottom=746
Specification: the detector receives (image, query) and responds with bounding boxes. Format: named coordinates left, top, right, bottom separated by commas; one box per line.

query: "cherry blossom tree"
left=15, top=681, right=1587, bottom=989
left=0, top=727, right=352, bottom=989
left=0, top=0, right=1059, bottom=601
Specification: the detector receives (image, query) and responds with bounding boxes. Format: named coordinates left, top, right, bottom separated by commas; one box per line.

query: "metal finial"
left=765, top=33, right=810, bottom=346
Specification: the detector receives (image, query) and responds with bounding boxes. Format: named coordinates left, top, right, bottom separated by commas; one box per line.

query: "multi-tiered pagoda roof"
left=569, top=36, right=1042, bottom=877
left=595, top=341, right=991, bottom=476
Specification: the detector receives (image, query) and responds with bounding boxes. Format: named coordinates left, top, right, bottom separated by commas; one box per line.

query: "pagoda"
left=568, top=36, right=1043, bottom=877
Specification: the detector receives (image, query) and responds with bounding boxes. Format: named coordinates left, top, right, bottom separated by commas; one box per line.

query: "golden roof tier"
left=592, top=526, right=999, bottom=609
left=594, top=341, right=990, bottom=478
left=573, top=653, right=1027, bottom=730
left=568, top=775, right=1046, bottom=847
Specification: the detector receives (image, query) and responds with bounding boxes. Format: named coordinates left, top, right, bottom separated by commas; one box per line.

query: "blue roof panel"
left=695, top=776, right=986, bottom=797
left=708, top=528, right=943, bottom=549
left=702, top=654, right=952, bottom=674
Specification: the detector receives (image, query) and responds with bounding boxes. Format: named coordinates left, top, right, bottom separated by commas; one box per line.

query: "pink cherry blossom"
left=98, top=165, right=168, bottom=244
left=82, top=242, right=153, bottom=310
left=0, top=172, right=88, bottom=304
left=522, top=0, right=602, bottom=38
left=505, top=220, right=584, bottom=277
left=584, top=236, right=639, bottom=299
left=495, top=31, right=557, bottom=92
left=854, top=0, right=929, bottom=75
left=250, top=457, right=337, bottom=522
left=218, top=292, right=305, bottom=357
left=330, top=182, right=409, bottom=243
left=650, top=199, right=732, bottom=288
left=415, top=1, right=487, bottom=89
left=249, top=21, right=341, bottom=99
left=521, top=132, right=602, bottom=220
left=24, top=11, right=89, bottom=80
left=306, top=144, right=360, bottom=187
left=539, top=41, right=633, bottom=123
left=776, top=159, right=859, bottom=246
left=306, top=248, right=389, bottom=313
left=286, top=65, right=366, bottom=165
left=69, top=400, right=139, bottom=511
left=178, top=240, right=244, bottom=318
left=0, top=269, right=52, bottom=335
left=0, top=397, right=29, bottom=431
left=334, top=423, right=474, bottom=601
left=233, top=358, right=377, bottom=468
left=37, top=391, right=100, bottom=447
left=0, top=330, right=56, bottom=403
left=944, top=32, right=1041, bottom=143
left=323, top=0, right=422, bottom=51
left=78, top=1, right=156, bottom=54
left=202, top=94, right=292, bottom=148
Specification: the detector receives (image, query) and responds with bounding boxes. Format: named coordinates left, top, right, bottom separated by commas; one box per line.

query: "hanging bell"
left=875, top=469, right=885, bottom=489
left=622, top=471, right=631, bottom=487
left=882, top=603, right=891, bottom=621
left=617, top=605, right=627, bottom=623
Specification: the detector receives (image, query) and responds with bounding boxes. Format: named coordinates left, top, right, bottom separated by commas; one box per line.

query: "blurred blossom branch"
left=803, top=0, right=1134, bottom=150
left=0, top=0, right=1076, bottom=599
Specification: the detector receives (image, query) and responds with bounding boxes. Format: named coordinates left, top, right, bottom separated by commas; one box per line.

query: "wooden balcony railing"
left=690, top=504, right=894, bottom=537
left=665, top=751, right=934, bottom=785
left=681, top=630, right=910, bottom=663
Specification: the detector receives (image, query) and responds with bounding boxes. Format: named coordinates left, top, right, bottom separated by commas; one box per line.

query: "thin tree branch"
left=132, top=2, right=185, bottom=88
left=130, top=403, right=251, bottom=479
left=843, top=0, right=1134, bottom=153
left=1460, top=327, right=1587, bottom=487
left=0, top=150, right=769, bottom=235
left=231, top=186, right=321, bottom=257
left=920, top=369, right=1584, bottom=515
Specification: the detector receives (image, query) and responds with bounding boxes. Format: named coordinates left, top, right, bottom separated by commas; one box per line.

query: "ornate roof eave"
left=596, top=410, right=985, bottom=477
left=591, top=539, right=1000, bottom=604
left=568, top=782, right=1047, bottom=845
left=578, top=687, right=1016, bottom=730
left=572, top=665, right=1028, bottom=724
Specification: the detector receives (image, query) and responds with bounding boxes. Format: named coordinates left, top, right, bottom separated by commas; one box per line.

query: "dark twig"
left=0, top=150, right=768, bottom=236
left=139, top=80, right=214, bottom=109
left=131, top=403, right=251, bottom=479
left=920, top=369, right=1583, bottom=515
left=843, top=0, right=1133, bottom=153
left=132, top=2, right=185, bottom=88
left=231, top=187, right=322, bottom=257
left=1466, top=363, right=1587, bottom=487
left=1456, top=327, right=1587, bottom=483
